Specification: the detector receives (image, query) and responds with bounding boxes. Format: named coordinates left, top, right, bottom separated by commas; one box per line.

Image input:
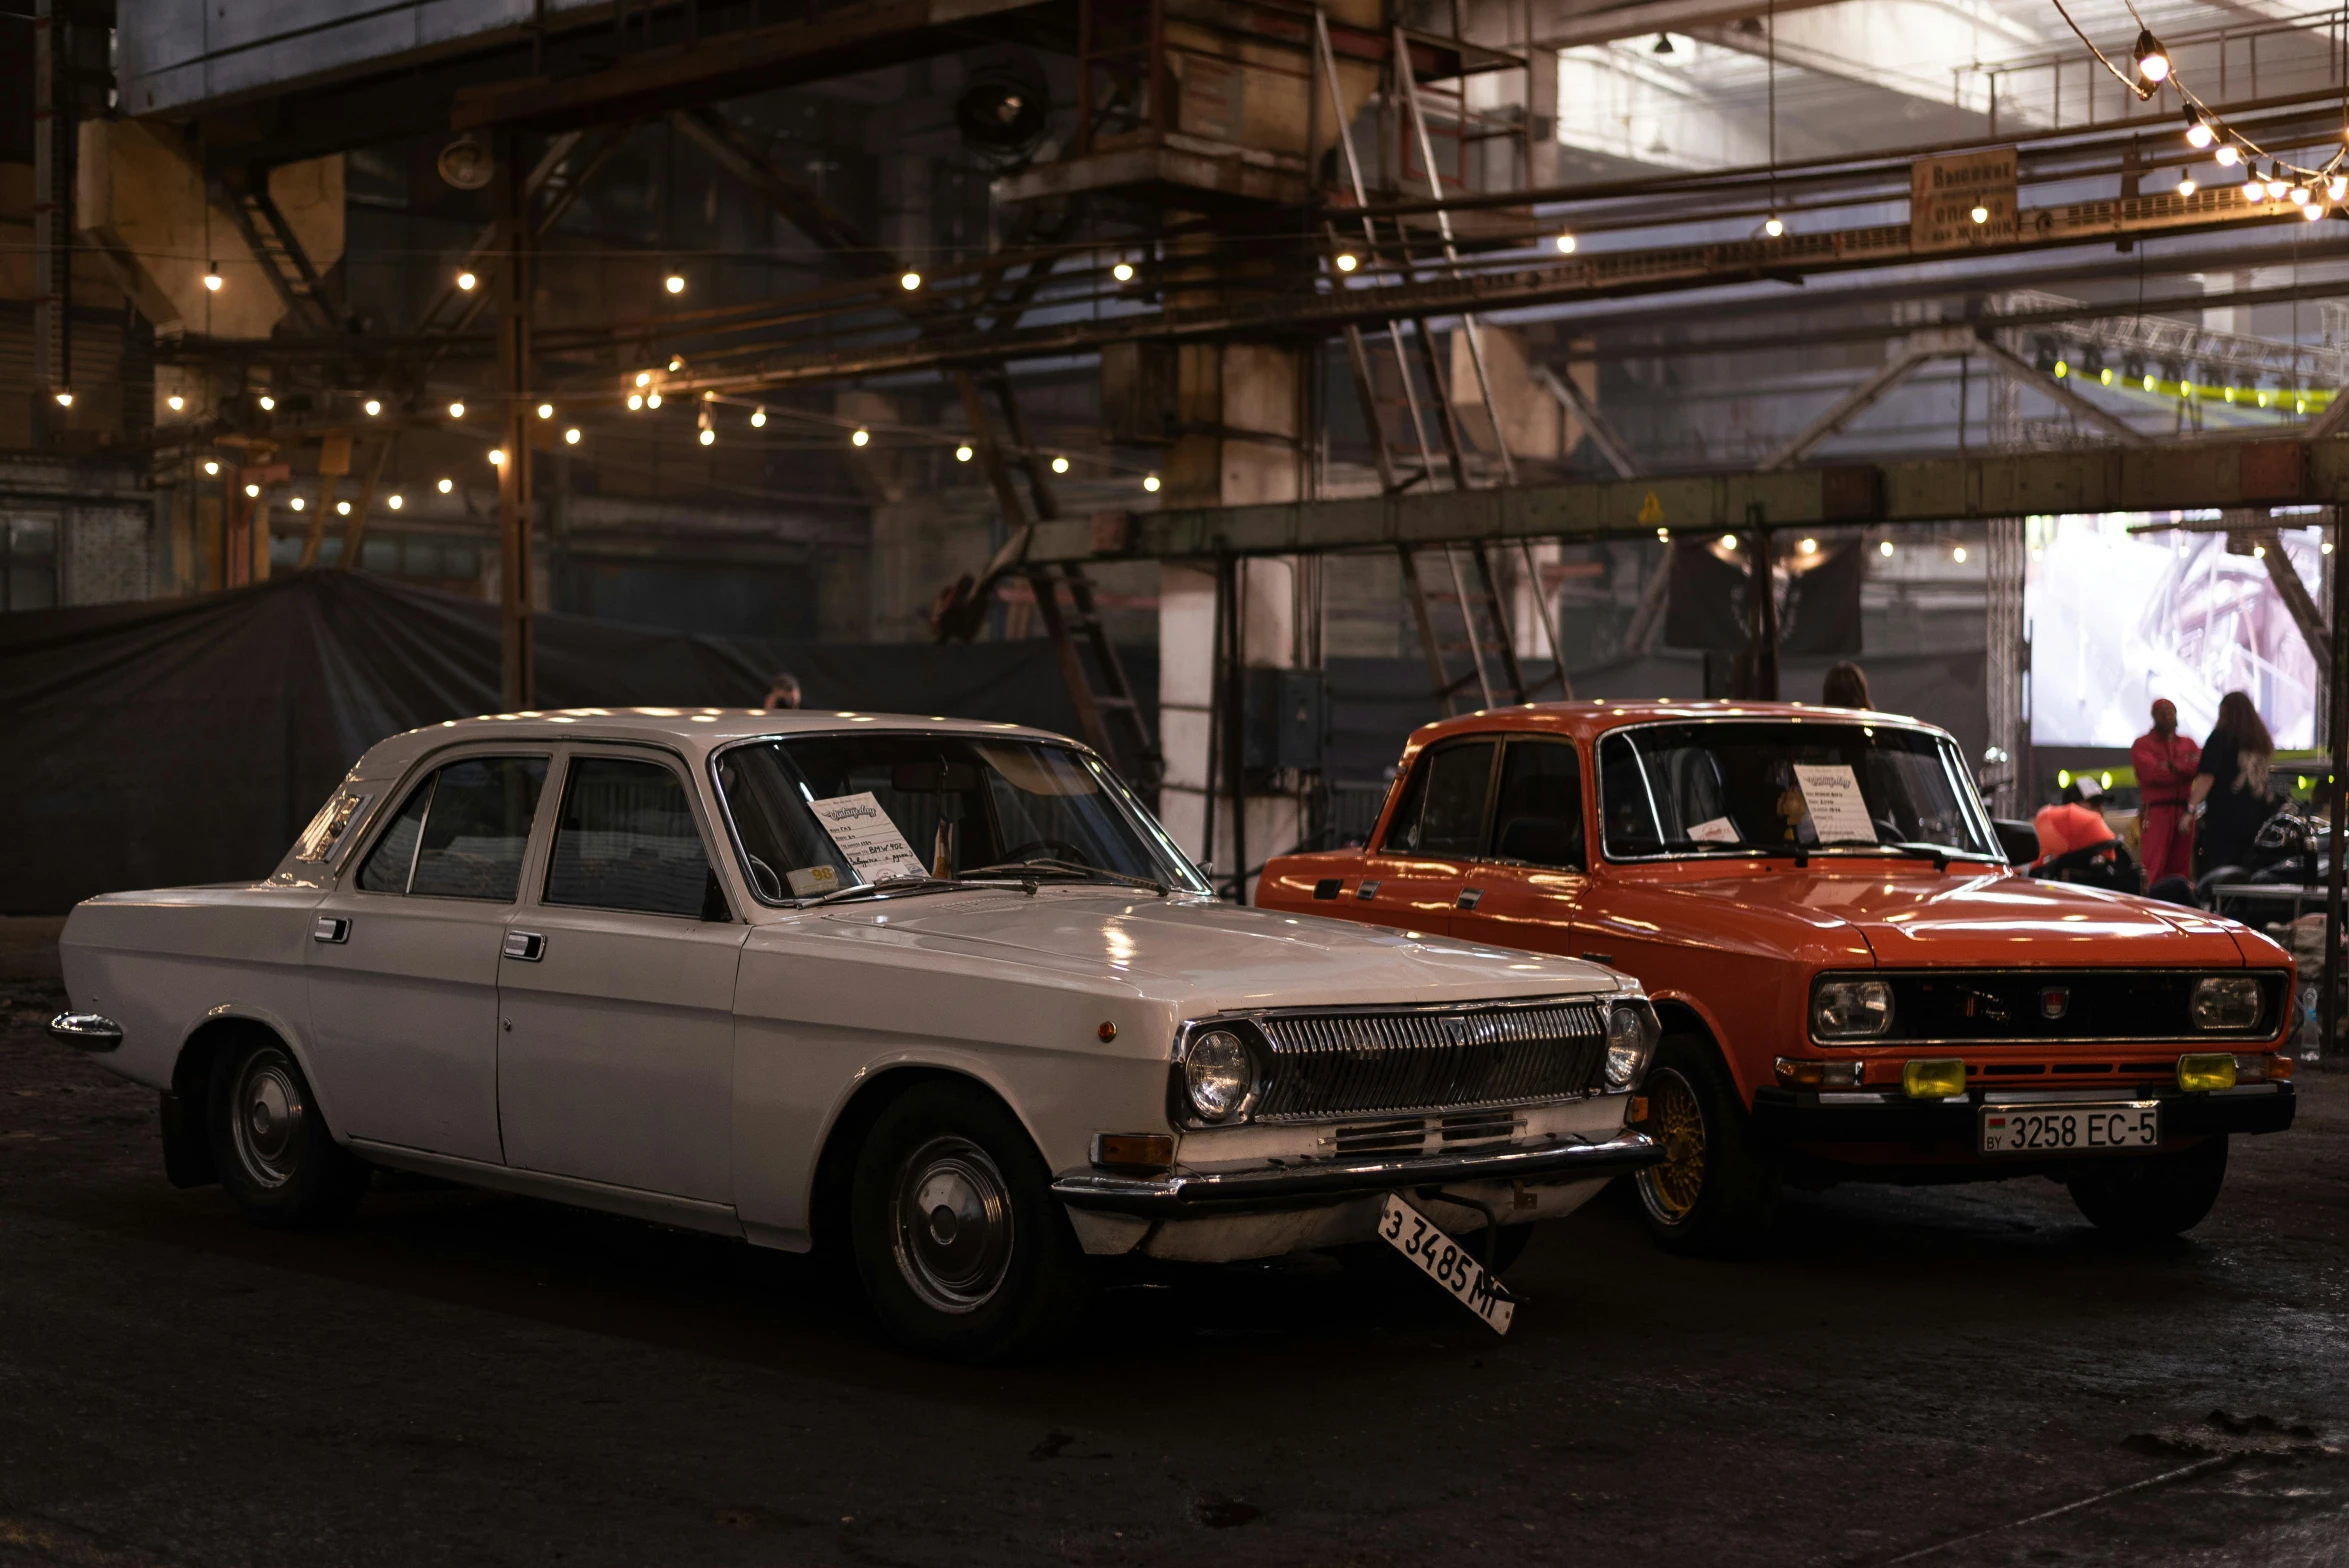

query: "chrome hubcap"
left=1637, top=1067, right=1707, bottom=1226
left=232, top=1051, right=306, bottom=1190
left=891, top=1137, right=1013, bottom=1314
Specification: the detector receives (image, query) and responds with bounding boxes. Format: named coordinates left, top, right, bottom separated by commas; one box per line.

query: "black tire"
left=2067, top=1135, right=2228, bottom=1239
left=1632, top=1034, right=1781, bottom=1256
left=208, top=1035, right=368, bottom=1228
left=849, top=1081, right=1092, bottom=1362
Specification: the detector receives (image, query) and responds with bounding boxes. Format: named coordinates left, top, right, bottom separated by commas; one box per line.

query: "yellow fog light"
left=1901, top=1058, right=1968, bottom=1098
left=2177, top=1053, right=2238, bottom=1092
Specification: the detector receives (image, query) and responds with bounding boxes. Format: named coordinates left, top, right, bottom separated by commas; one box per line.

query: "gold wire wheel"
left=1638, top=1068, right=1707, bottom=1224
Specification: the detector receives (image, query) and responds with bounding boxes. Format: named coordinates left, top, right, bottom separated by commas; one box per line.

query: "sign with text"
left=1911, top=147, right=2018, bottom=253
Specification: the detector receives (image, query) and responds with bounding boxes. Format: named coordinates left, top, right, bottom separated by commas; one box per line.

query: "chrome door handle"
left=502, top=931, right=546, bottom=962
left=312, top=916, right=350, bottom=944
left=1456, top=888, right=1484, bottom=911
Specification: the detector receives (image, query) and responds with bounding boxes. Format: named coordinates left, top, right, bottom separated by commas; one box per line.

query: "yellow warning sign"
left=1636, top=491, right=1665, bottom=526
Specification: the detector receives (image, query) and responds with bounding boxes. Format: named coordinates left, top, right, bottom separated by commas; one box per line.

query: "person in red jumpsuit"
left=2131, top=697, right=2201, bottom=885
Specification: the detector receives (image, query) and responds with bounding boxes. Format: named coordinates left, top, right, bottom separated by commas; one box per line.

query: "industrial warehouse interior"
left=5, top=0, right=2349, bottom=1561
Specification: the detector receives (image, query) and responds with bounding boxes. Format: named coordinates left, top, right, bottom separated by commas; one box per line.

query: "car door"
left=305, top=751, right=550, bottom=1163
left=1458, top=736, right=1589, bottom=957
left=1350, top=736, right=1499, bottom=937
left=495, top=747, right=747, bottom=1204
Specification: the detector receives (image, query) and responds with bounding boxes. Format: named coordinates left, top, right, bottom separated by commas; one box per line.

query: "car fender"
left=175, top=999, right=349, bottom=1141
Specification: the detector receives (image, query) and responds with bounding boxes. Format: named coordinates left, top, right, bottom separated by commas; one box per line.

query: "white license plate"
left=1979, top=1101, right=2161, bottom=1155
left=1376, top=1194, right=1515, bottom=1335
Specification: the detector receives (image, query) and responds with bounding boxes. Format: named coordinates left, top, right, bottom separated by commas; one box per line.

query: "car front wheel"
left=209, top=1036, right=368, bottom=1227
left=849, top=1081, right=1092, bottom=1362
left=1632, top=1035, right=1781, bottom=1256
left=2067, top=1135, right=2228, bottom=1239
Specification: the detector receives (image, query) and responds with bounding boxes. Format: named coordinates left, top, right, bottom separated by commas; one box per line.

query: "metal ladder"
left=1398, top=541, right=1570, bottom=715
left=1025, top=562, right=1163, bottom=799
left=216, top=168, right=343, bottom=337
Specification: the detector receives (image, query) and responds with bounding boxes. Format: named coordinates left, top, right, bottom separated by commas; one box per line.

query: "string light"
left=1112, top=261, right=1135, bottom=282
left=537, top=402, right=554, bottom=419
left=1334, top=253, right=1359, bottom=272
left=954, top=444, right=973, bottom=462
left=1952, top=545, right=1968, bottom=563
left=1720, top=533, right=1739, bottom=549
left=2307, top=203, right=2328, bottom=222
left=1051, top=455, right=1070, bottom=473
left=437, top=478, right=454, bottom=493
left=202, top=459, right=219, bottom=476
left=564, top=427, right=581, bottom=444
left=1143, top=475, right=1161, bottom=492
left=1799, top=537, right=1818, bottom=553
left=2177, top=178, right=2197, bottom=197
left=2244, top=175, right=2266, bottom=201
left=2184, top=108, right=2214, bottom=150
left=244, top=483, right=260, bottom=498
left=900, top=271, right=922, bottom=291
left=2215, top=144, right=2241, bottom=167
left=628, top=394, right=644, bottom=410
left=363, top=398, right=382, bottom=416
left=2131, top=29, right=2170, bottom=86
left=257, top=395, right=275, bottom=411
left=2289, top=183, right=2311, bottom=205
left=488, top=448, right=506, bottom=466
left=203, top=262, right=222, bottom=291
left=750, top=406, right=767, bottom=428
left=850, top=428, right=871, bottom=447
left=456, top=270, right=477, bottom=291
left=53, top=390, right=71, bottom=407
left=646, top=392, right=662, bottom=409
left=1763, top=216, right=1785, bottom=238
left=448, top=401, right=465, bottom=418
left=387, top=494, right=403, bottom=510
left=636, top=371, right=653, bottom=387
left=1969, top=204, right=1989, bottom=224
left=166, top=394, right=185, bottom=413
left=290, top=497, right=306, bottom=512
left=699, top=427, right=715, bottom=446
left=1879, top=540, right=1895, bottom=557
left=1554, top=233, right=1577, bottom=254
left=336, top=500, right=351, bottom=516
left=665, top=273, right=686, bottom=295
left=2266, top=173, right=2290, bottom=200
left=1657, top=527, right=1670, bottom=542
left=668, top=356, right=685, bottom=372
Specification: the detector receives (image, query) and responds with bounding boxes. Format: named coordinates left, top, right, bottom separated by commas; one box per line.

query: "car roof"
left=347, top=708, right=1072, bottom=780
left=1399, top=699, right=1947, bottom=751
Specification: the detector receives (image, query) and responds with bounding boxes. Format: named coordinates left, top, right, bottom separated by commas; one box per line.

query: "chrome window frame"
left=1593, top=714, right=2006, bottom=867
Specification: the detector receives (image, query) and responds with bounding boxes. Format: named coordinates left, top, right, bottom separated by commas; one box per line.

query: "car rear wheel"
left=2066, top=1135, right=2228, bottom=1239
left=1632, top=1035, right=1781, bottom=1256
left=849, top=1081, right=1092, bottom=1362
left=209, top=1037, right=368, bottom=1228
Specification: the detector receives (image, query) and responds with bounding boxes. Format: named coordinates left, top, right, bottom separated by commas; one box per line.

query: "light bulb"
left=388, top=494, right=403, bottom=510
left=2290, top=184, right=2310, bottom=204
left=564, top=427, right=581, bottom=444
left=2177, top=178, right=2197, bottom=197
left=202, top=459, right=219, bottom=476
left=1720, top=533, right=1738, bottom=549
left=699, top=428, right=715, bottom=446
left=2143, top=374, right=2156, bottom=390
left=852, top=428, right=870, bottom=447
left=448, top=401, right=465, bottom=418
left=203, top=263, right=222, bottom=291
left=2267, top=177, right=2290, bottom=199
left=1657, top=527, right=1670, bottom=542
left=1879, top=540, right=1895, bottom=557
left=2307, top=203, right=2328, bottom=221
left=2132, top=29, right=2170, bottom=84
left=336, top=500, right=351, bottom=516
left=2185, top=115, right=2214, bottom=150
left=750, top=407, right=767, bottom=428
left=1112, top=261, right=1135, bottom=282
left=628, top=394, right=643, bottom=411
left=1143, top=475, right=1160, bottom=493
left=1335, top=253, right=1358, bottom=272
left=2054, top=360, right=2069, bottom=378
left=1051, top=455, right=1070, bottom=473
left=244, top=483, right=259, bottom=498
left=364, top=398, right=382, bottom=416
left=2245, top=177, right=2266, bottom=201
left=646, top=392, right=662, bottom=409
left=2100, top=367, right=2113, bottom=385
left=166, top=394, right=185, bottom=412
left=954, top=444, right=973, bottom=462
left=1554, top=233, right=1577, bottom=254
left=1799, top=537, right=1817, bottom=553
left=457, top=270, right=477, bottom=291
left=1953, top=545, right=1968, bottom=563
left=669, top=356, right=685, bottom=372
left=437, top=478, right=454, bottom=494
left=290, top=497, right=305, bottom=512
left=2216, top=144, right=2242, bottom=166
left=489, top=448, right=506, bottom=466
left=1764, top=216, right=1785, bottom=238
left=1969, top=204, right=1989, bottom=224
left=54, top=390, right=71, bottom=407
left=665, top=274, right=685, bottom=294
left=635, top=371, right=652, bottom=387
left=900, top=271, right=922, bottom=291
left=537, top=403, right=553, bottom=419
left=2332, top=177, right=2348, bottom=201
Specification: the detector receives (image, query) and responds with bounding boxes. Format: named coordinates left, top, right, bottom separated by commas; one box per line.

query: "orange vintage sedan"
left=1258, top=701, right=2299, bottom=1254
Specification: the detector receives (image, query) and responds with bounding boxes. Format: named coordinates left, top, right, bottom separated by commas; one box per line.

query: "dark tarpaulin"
left=0, top=573, right=1155, bottom=914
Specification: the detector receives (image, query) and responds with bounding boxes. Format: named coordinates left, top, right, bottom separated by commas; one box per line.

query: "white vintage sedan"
left=53, top=709, right=1658, bottom=1358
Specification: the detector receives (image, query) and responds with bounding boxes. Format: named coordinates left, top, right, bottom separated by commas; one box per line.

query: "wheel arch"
left=1648, top=993, right=1756, bottom=1104
left=166, top=1014, right=301, bottom=1188
left=805, top=1065, right=1039, bottom=1259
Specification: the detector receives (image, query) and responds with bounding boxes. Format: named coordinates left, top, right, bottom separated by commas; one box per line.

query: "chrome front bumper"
left=1051, top=1129, right=1661, bottom=1217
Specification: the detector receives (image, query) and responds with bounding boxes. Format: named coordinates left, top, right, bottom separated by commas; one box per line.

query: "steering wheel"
left=994, top=838, right=1088, bottom=865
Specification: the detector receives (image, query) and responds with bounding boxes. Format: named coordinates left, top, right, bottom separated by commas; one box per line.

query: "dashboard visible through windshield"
left=1597, top=721, right=1999, bottom=863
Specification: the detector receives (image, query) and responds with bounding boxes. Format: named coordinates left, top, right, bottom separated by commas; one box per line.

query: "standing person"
left=1820, top=661, right=1872, bottom=709
left=2191, top=690, right=2276, bottom=877
left=2130, top=697, right=2200, bottom=885
left=762, top=672, right=802, bottom=711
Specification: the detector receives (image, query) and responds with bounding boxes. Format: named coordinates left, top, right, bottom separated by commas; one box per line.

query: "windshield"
left=714, top=732, right=1207, bottom=901
left=1597, top=721, right=1999, bottom=862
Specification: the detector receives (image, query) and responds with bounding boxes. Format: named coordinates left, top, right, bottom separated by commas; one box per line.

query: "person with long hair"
left=2190, top=690, right=2276, bottom=876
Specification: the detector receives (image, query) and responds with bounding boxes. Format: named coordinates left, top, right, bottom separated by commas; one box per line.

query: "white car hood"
left=809, top=888, right=1615, bottom=1011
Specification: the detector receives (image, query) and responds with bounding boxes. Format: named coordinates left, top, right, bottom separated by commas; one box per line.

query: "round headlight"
left=1605, top=1001, right=1655, bottom=1090
left=1184, top=1030, right=1256, bottom=1122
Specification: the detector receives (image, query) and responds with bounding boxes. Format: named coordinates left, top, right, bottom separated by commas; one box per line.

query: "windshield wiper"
left=961, top=858, right=1170, bottom=896
left=806, top=874, right=984, bottom=907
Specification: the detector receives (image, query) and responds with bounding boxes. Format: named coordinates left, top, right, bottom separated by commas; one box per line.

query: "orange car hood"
left=1616, top=866, right=2253, bottom=967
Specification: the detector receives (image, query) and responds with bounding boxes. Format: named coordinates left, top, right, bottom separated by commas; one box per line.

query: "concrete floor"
left=2, top=917, right=2345, bottom=1567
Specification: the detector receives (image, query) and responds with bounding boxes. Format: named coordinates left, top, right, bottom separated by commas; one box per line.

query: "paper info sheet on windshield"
left=809, top=792, right=928, bottom=882
left=1792, top=763, right=1877, bottom=844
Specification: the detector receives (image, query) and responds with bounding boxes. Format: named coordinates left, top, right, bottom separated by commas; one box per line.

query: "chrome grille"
left=1252, top=1001, right=1608, bottom=1122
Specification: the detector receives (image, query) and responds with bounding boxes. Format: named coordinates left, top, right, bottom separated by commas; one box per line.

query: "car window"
left=544, top=757, right=717, bottom=918
left=1379, top=739, right=1496, bottom=858
left=357, top=756, right=547, bottom=899
left=1490, top=739, right=1585, bottom=869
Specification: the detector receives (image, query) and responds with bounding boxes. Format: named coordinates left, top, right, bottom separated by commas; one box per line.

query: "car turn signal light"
left=1901, top=1058, right=1968, bottom=1099
left=1092, top=1133, right=1175, bottom=1171
left=2176, top=1053, right=2238, bottom=1092
left=1774, top=1058, right=1866, bottom=1089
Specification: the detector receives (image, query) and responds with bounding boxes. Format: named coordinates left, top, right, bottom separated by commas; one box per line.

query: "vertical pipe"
left=1747, top=507, right=1779, bottom=700
left=2324, top=504, right=2348, bottom=1060
left=31, top=0, right=59, bottom=428
left=496, top=132, right=536, bottom=707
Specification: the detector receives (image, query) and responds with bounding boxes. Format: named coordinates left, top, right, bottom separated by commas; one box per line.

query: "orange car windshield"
left=1596, top=721, right=1999, bottom=863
